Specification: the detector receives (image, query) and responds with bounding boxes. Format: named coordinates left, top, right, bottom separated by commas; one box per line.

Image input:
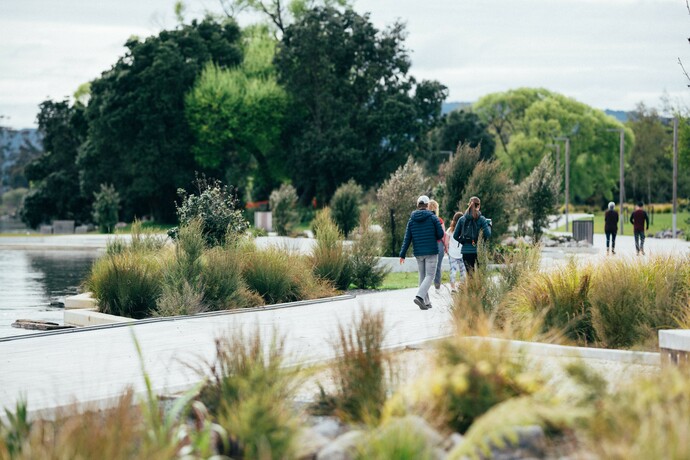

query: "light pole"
left=673, top=117, right=678, bottom=238
left=555, top=136, right=570, bottom=232
left=607, top=128, right=625, bottom=235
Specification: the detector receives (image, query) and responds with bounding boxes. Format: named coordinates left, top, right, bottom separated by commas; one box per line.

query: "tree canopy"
left=275, top=7, right=447, bottom=204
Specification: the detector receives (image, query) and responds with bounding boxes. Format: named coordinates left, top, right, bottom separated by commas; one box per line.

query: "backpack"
left=457, top=216, right=480, bottom=245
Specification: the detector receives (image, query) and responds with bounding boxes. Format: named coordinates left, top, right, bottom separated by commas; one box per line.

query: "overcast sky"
left=1, top=0, right=688, bottom=129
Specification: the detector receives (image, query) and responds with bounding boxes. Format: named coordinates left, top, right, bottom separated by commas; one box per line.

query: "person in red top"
left=629, top=201, right=650, bottom=255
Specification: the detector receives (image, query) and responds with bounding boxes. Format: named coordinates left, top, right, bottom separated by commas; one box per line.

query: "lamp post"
left=673, top=117, right=678, bottom=238
left=554, top=136, right=570, bottom=232
left=606, top=128, right=625, bottom=235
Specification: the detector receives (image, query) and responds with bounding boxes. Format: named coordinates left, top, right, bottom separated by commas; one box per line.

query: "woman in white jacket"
left=446, top=211, right=466, bottom=291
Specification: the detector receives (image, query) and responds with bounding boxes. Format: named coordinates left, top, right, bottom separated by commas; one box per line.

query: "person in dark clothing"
left=604, top=201, right=619, bottom=255
left=452, top=196, right=492, bottom=275
left=399, top=195, right=444, bottom=310
left=630, top=201, right=650, bottom=255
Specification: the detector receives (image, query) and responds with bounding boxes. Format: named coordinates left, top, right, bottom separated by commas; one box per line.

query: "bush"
left=241, top=245, right=305, bottom=304
left=461, top=160, right=515, bottom=241
left=350, top=212, right=390, bottom=289
left=441, top=142, right=481, bottom=221
left=375, top=158, right=431, bottom=257
left=172, top=176, right=248, bottom=247
left=326, top=310, right=390, bottom=424
left=92, top=183, right=120, bottom=233
left=355, top=417, right=437, bottom=460
left=518, top=155, right=561, bottom=242
left=269, top=183, right=299, bottom=236
left=87, top=251, right=163, bottom=319
left=330, top=180, right=363, bottom=238
left=311, top=208, right=352, bottom=290
left=200, top=330, right=301, bottom=459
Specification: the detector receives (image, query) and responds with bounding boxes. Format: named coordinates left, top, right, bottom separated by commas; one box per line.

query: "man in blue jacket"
left=399, top=195, right=444, bottom=310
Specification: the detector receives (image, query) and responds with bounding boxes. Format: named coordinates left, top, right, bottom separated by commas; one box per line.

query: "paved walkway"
left=0, top=288, right=454, bottom=417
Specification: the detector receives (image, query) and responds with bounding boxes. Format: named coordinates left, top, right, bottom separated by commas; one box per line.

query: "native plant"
left=349, top=211, right=390, bottom=289
left=269, top=183, right=299, bottom=236
left=376, top=158, right=431, bottom=257
left=518, top=155, right=561, bottom=242
left=441, top=142, right=481, bottom=220
left=330, top=179, right=363, bottom=238
left=92, top=183, right=120, bottom=233
left=311, top=207, right=352, bottom=290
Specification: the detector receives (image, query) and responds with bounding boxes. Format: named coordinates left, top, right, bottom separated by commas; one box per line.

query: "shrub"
left=241, top=245, right=304, bottom=304
left=350, top=211, right=390, bottom=289
left=172, top=175, right=248, bottom=247
left=328, top=310, right=390, bottom=424
left=518, top=155, right=561, bottom=242
left=375, top=158, right=431, bottom=257
left=355, top=417, right=437, bottom=460
left=92, top=183, right=120, bottom=233
left=311, top=208, right=352, bottom=290
left=201, top=246, right=261, bottom=310
left=441, top=142, right=481, bottom=220
left=330, top=179, right=363, bottom=238
left=199, top=330, right=301, bottom=459
left=87, top=251, right=163, bottom=319
left=461, top=160, right=515, bottom=241
left=269, top=183, right=299, bottom=236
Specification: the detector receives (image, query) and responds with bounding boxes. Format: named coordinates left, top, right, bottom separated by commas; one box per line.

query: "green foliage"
left=329, top=310, right=390, bottom=423
left=185, top=26, right=288, bottom=198
left=275, top=7, right=447, bottom=203
left=430, top=109, right=495, bottom=172
left=201, top=330, right=301, bottom=459
left=92, top=183, right=120, bottom=233
left=241, top=245, right=303, bottom=303
left=21, top=100, right=91, bottom=228
left=87, top=251, right=163, bottom=319
left=0, top=187, right=27, bottom=216
left=330, top=179, right=363, bottom=238
left=441, top=142, right=481, bottom=220
left=355, top=417, right=437, bottom=460
left=311, top=207, right=352, bottom=290
left=518, top=155, right=561, bottom=242
left=269, top=183, right=299, bottom=236
left=172, top=176, right=249, bottom=247
left=474, top=88, right=631, bottom=204
left=429, top=339, right=541, bottom=434
left=349, top=212, right=391, bottom=289
left=461, top=160, right=515, bottom=241
left=0, top=398, right=31, bottom=458
left=375, top=158, right=431, bottom=256
left=79, top=18, right=242, bottom=222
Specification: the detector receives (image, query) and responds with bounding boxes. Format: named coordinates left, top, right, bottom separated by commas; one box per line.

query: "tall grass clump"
left=241, top=245, right=305, bottom=304
left=311, top=207, right=352, bottom=290
left=504, top=258, right=595, bottom=345
left=584, top=365, right=690, bottom=459
left=354, top=416, right=437, bottom=460
left=198, top=329, right=301, bottom=459
left=330, top=179, right=363, bottom=238
left=349, top=212, right=390, bottom=289
left=322, top=310, right=390, bottom=424
left=87, top=251, right=163, bottom=319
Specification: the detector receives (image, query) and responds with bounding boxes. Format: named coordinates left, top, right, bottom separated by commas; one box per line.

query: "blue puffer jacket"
left=452, top=212, right=491, bottom=255
left=399, top=209, right=444, bottom=258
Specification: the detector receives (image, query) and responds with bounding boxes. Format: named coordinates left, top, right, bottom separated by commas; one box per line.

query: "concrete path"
left=0, top=288, right=454, bottom=418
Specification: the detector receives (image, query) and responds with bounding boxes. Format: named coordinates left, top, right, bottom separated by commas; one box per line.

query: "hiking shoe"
left=426, top=303, right=433, bottom=309
left=414, top=296, right=428, bottom=310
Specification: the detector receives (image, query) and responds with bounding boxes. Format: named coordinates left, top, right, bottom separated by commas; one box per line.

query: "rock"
left=486, top=425, right=546, bottom=460
left=384, top=415, right=445, bottom=448
left=295, top=427, right=331, bottom=460
left=11, top=319, right=75, bottom=331
left=316, top=430, right=365, bottom=460
left=442, top=432, right=465, bottom=452
left=49, top=300, right=65, bottom=308
left=310, top=416, right=346, bottom=440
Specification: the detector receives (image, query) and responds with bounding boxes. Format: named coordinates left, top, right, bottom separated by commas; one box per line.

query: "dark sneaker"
left=414, top=296, right=428, bottom=310
left=434, top=283, right=441, bottom=290
left=426, top=303, right=433, bottom=309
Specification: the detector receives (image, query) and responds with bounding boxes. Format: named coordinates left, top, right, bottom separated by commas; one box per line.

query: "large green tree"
left=626, top=103, right=673, bottom=204
left=21, top=100, right=91, bottom=228
left=275, top=7, right=447, bottom=204
left=185, top=25, right=288, bottom=200
left=474, top=88, right=632, bottom=205
left=432, top=110, right=495, bottom=162
left=78, top=18, right=243, bottom=222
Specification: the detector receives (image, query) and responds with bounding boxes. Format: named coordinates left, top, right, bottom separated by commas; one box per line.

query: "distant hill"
left=444, top=101, right=631, bottom=123
left=604, top=109, right=629, bottom=123
left=0, top=128, right=43, bottom=190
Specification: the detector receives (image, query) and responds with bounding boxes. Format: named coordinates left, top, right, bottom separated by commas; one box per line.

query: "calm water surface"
left=0, top=250, right=100, bottom=338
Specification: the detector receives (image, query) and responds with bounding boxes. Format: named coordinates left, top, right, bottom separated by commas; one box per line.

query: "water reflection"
left=0, top=250, right=100, bottom=338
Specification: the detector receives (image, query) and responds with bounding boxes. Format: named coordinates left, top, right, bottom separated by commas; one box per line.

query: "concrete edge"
left=659, top=329, right=690, bottom=352
left=64, top=309, right=136, bottom=327
left=65, top=292, right=98, bottom=310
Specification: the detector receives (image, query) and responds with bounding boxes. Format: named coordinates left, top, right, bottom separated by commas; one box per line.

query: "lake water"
left=0, top=250, right=100, bottom=338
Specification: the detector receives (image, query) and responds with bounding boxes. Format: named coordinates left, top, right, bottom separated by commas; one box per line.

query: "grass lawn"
left=555, top=210, right=690, bottom=235
left=377, top=271, right=451, bottom=290
left=114, top=221, right=175, bottom=234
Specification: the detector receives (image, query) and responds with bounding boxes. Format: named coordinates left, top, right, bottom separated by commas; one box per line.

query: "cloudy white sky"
left=0, top=0, right=688, bottom=129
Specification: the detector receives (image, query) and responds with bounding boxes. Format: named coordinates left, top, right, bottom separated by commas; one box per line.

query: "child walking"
left=446, top=211, right=467, bottom=291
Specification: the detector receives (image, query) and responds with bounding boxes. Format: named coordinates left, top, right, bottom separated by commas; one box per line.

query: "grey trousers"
left=416, top=255, right=438, bottom=305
